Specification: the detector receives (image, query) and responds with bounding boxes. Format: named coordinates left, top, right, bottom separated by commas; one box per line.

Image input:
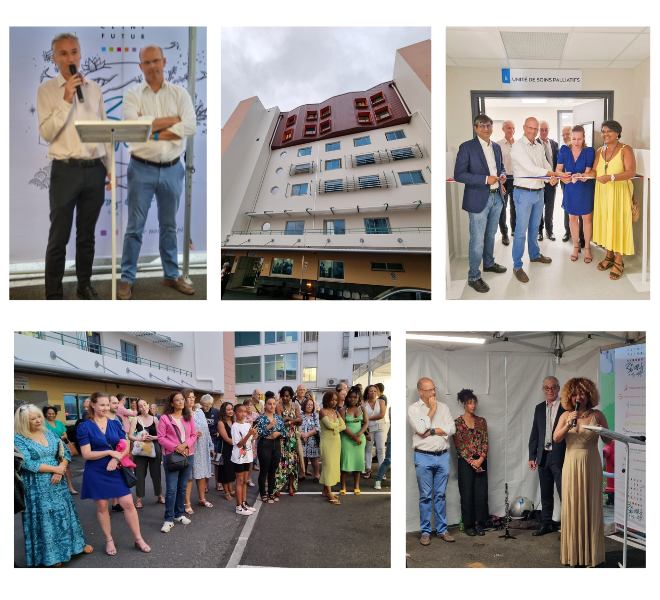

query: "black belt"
left=53, top=158, right=103, bottom=168
left=514, top=185, right=541, bottom=192
left=131, top=155, right=180, bottom=168
left=415, top=448, right=448, bottom=456
left=489, top=189, right=500, bottom=194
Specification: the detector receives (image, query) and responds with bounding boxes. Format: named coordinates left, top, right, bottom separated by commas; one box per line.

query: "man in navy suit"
left=528, top=376, right=566, bottom=536
left=537, top=122, right=560, bottom=241
left=454, top=114, right=508, bottom=293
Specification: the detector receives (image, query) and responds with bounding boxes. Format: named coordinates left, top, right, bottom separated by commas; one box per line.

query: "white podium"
left=74, top=120, right=152, bottom=300
left=583, top=425, right=646, bottom=568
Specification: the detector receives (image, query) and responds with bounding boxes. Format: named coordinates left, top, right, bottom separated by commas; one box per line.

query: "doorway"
left=231, top=255, right=264, bottom=291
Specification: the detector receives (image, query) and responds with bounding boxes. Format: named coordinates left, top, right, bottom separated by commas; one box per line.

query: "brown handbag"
left=66, top=441, right=79, bottom=457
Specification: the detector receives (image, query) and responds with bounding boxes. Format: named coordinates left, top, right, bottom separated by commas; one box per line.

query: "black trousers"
left=539, top=182, right=557, bottom=234
left=538, top=450, right=563, bottom=525
left=457, top=456, right=489, bottom=526
left=134, top=441, right=163, bottom=498
left=499, top=179, right=516, bottom=235
left=257, top=438, right=282, bottom=497
left=45, top=159, right=107, bottom=299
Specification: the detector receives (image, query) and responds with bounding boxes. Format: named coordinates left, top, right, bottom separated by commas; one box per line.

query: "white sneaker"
left=174, top=515, right=191, bottom=525
left=236, top=506, right=251, bottom=516
left=161, top=521, right=174, bottom=533
left=242, top=502, right=256, bottom=514
left=374, top=481, right=382, bottom=490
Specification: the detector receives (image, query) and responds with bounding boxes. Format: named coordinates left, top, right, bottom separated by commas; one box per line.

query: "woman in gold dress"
left=554, top=377, right=612, bottom=567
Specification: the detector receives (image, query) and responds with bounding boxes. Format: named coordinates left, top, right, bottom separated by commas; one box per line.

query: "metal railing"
left=26, top=332, right=193, bottom=377
left=230, top=226, right=431, bottom=236
left=289, top=162, right=315, bottom=176
left=346, top=144, right=424, bottom=168
left=318, top=172, right=392, bottom=194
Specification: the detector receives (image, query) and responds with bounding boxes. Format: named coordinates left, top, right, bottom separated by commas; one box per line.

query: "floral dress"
left=192, top=408, right=214, bottom=479
left=14, top=430, right=88, bottom=566
left=274, top=403, right=299, bottom=493
left=301, top=412, right=321, bottom=458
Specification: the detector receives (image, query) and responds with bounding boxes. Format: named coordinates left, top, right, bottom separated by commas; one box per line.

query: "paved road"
left=15, top=460, right=390, bottom=568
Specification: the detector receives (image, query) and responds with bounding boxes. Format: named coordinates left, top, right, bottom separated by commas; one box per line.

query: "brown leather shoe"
left=420, top=534, right=431, bottom=546
left=530, top=254, right=552, bottom=264
left=164, top=277, right=195, bottom=295
left=514, top=268, right=529, bottom=283
left=437, top=532, right=455, bottom=542
left=118, top=281, right=132, bottom=300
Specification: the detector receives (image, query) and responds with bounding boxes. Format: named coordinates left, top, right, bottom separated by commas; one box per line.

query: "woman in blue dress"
left=78, top=392, right=151, bottom=555
left=556, top=125, right=596, bottom=263
left=14, top=404, right=93, bottom=567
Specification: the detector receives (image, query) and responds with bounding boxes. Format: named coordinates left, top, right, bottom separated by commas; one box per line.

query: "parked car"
left=372, top=288, right=431, bottom=300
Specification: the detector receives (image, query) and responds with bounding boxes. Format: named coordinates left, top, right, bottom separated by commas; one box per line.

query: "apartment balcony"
left=318, top=171, right=393, bottom=194
left=14, top=331, right=193, bottom=380
left=224, top=226, right=431, bottom=250
left=345, top=143, right=424, bottom=168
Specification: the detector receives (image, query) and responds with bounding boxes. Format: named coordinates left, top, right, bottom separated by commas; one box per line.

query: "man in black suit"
left=528, top=375, right=566, bottom=536
left=536, top=122, right=559, bottom=241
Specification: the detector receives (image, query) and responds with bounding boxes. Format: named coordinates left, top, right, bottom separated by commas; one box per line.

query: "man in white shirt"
left=408, top=378, right=456, bottom=545
left=560, top=125, right=584, bottom=246
left=38, top=33, right=113, bottom=300
left=537, top=121, right=559, bottom=242
left=496, top=120, right=516, bottom=246
left=118, top=45, right=197, bottom=299
left=510, top=117, right=559, bottom=283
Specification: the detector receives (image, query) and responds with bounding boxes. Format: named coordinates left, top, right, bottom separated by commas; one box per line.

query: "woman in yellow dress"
left=319, top=390, right=346, bottom=504
left=576, top=121, right=636, bottom=280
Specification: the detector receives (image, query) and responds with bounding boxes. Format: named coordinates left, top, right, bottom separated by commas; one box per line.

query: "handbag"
left=164, top=415, right=190, bottom=473
left=66, top=440, right=79, bottom=457
left=211, top=437, right=224, bottom=466
left=94, top=422, right=137, bottom=488
left=132, top=417, right=156, bottom=458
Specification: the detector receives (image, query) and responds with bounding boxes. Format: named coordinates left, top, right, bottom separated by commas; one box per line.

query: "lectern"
left=583, top=425, right=646, bottom=568
left=74, top=120, right=152, bottom=299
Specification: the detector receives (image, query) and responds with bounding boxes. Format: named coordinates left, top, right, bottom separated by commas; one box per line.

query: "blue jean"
left=512, top=188, right=544, bottom=270
left=164, top=453, right=194, bottom=522
left=414, top=451, right=450, bottom=535
left=376, top=439, right=391, bottom=481
left=468, top=193, right=502, bottom=281
left=121, top=158, right=185, bottom=283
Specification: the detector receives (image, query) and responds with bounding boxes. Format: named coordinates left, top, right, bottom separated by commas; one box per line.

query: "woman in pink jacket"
left=157, top=391, right=198, bottom=533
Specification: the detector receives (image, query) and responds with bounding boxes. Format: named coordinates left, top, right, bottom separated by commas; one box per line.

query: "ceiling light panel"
left=500, top=32, right=568, bottom=60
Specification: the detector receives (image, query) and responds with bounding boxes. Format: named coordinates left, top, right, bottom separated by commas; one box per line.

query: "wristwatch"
left=430, top=428, right=436, bottom=436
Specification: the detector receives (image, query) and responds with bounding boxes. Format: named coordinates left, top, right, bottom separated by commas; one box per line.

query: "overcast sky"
left=221, top=27, right=431, bottom=127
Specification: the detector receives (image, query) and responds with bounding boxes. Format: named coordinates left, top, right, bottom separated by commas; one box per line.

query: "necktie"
left=545, top=402, right=553, bottom=449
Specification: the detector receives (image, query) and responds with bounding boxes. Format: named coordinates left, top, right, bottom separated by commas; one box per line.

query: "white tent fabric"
left=406, top=344, right=601, bottom=534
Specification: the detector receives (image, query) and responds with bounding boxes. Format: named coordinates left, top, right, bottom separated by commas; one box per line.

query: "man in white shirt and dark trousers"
left=510, top=117, right=559, bottom=283
left=118, top=45, right=197, bottom=299
left=454, top=115, right=508, bottom=294
left=537, top=121, right=559, bottom=241
left=496, top=120, right=516, bottom=245
left=38, top=33, right=113, bottom=300
left=408, top=378, right=457, bottom=546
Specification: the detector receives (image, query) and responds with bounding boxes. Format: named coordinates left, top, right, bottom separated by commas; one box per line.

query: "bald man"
left=510, top=117, right=558, bottom=283
left=119, top=44, right=197, bottom=299
left=560, top=126, right=584, bottom=246
left=408, top=378, right=456, bottom=545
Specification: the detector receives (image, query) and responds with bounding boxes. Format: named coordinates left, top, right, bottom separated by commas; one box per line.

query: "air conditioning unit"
left=327, top=378, right=338, bottom=386
left=340, top=379, right=348, bottom=384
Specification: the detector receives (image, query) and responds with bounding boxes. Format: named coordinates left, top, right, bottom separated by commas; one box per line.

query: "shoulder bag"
left=132, top=417, right=157, bottom=458
left=211, top=431, right=224, bottom=466
left=94, top=421, right=137, bottom=488
left=165, top=415, right=190, bottom=472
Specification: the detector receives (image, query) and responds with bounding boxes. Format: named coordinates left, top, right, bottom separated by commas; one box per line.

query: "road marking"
left=292, top=491, right=391, bottom=495
left=225, top=501, right=263, bottom=568
left=607, top=534, right=646, bottom=551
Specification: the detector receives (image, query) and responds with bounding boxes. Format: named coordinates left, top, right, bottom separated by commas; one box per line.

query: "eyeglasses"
left=141, top=58, right=163, bottom=67
left=419, top=387, right=438, bottom=392
left=476, top=124, right=493, bottom=130
left=543, top=386, right=560, bottom=391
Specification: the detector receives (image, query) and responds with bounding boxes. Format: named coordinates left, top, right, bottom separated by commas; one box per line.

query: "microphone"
left=572, top=401, right=581, bottom=428
left=69, top=64, right=84, bottom=103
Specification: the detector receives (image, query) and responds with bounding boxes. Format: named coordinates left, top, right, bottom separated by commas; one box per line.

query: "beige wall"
left=394, top=41, right=432, bottom=127
left=222, top=332, right=236, bottom=403
left=631, top=58, right=650, bottom=150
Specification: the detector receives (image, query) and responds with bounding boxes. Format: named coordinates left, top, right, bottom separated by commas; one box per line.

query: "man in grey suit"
left=537, top=121, right=559, bottom=241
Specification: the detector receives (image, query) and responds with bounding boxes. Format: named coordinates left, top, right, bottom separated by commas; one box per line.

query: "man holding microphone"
left=408, top=378, right=456, bottom=546
left=38, top=33, right=113, bottom=300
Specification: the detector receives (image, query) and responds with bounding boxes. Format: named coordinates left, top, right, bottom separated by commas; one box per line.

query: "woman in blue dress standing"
left=556, top=125, right=596, bottom=264
left=78, top=392, right=151, bottom=555
left=14, top=404, right=93, bottom=567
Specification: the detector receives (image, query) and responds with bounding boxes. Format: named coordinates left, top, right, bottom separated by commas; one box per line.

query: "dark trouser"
left=134, top=441, right=162, bottom=498
left=499, top=179, right=516, bottom=235
left=45, top=159, right=107, bottom=299
left=538, top=182, right=557, bottom=234
left=457, top=456, right=489, bottom=526
left=538, top=450, right=563, bottom=525
left=257, top=438, right=281, bottom=496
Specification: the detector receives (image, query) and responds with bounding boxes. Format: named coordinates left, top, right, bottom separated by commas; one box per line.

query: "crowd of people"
left=14, top=381, right=390, bottom=566
left=455, top=115, right=637, bottom=293
left=409, top=376, right=610, bottom=567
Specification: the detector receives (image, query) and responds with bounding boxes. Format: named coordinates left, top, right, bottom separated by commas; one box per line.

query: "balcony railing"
left=25, top=332, right=193, bottom=377
left=346, top=144, right=424, bottom=168
left=230, top=226, right=431, bottom=236
left=318, top=172, right=392, bottom=194
left=289, top=162, right=315, bottom=176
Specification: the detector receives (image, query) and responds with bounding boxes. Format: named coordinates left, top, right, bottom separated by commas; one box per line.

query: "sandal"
left=224, top=492, right=233, bottom=500
left=261, top=495, right=269, bottom=503
left=248, top=480, right=255, bottom=487
left=364, top=469, right=372, bottom=479
left=197, top=499, right=214, bottom=508
left=354, top=489, right=361, bottom=495
left=584, top=253, right=593, bottom=264
left=105, top=539, right=117, bottom=556
left=157, top=496, right=165, bottom=504
left=83, top=544, right=94, bottom=554
left=216, top=484, right=224, bottom=492
left=135, top=501, right=143, bottom=509
left=267, top=494, right=275, bottom=504
left=610, top=260, right=624, bottom=280
left=597, top=255, right=615, bottom=271
left=339, top=489, right=346, bottom=495
left=571, top=246, right=579, bottom=262
left=327, top=497, right=341, bottom=505
left=134, top=538, right=151, bottom=553
left=184, top=503, right=194, bottom=514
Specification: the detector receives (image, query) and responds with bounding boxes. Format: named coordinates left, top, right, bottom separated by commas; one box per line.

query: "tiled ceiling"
left=447, top=27, right=650, bottom=69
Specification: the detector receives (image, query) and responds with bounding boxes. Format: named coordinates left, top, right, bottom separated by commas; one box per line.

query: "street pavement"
left=15, top=458, right=391, bottom=568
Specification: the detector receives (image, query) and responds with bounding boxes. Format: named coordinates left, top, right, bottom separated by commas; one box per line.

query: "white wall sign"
left=15, top=375, right=29, bottom=390
left=303, top=262, right=308, bottom=269
left=502, top=69, right=582, bottom=91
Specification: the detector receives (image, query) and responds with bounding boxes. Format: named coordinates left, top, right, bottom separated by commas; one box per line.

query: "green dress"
left=319, top=412, right=346, bottom=487
left=45, top=420, right=67, bottom=438
left=341, top=409, right=366, bottom=472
